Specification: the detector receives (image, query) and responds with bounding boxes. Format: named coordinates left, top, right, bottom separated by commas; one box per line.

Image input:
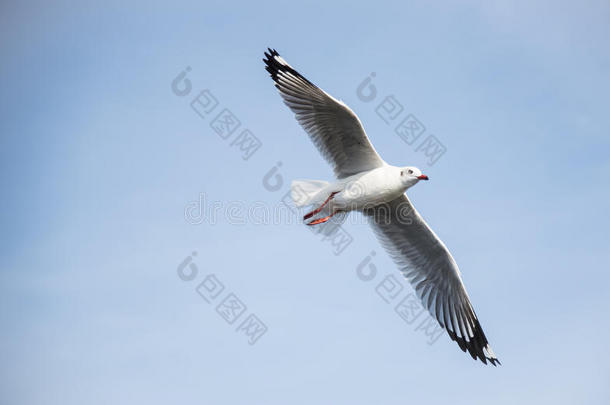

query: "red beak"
left=417, top=174, right=429, bottom=181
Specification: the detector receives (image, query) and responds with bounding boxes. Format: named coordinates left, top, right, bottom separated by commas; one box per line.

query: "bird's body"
left=332, top=165, right=406, bottom=210
left=264, top=48, right=500, bottom=366
left=294, top=165, right=419, bottom=213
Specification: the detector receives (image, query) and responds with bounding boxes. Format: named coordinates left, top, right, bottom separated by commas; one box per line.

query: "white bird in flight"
left=263, top=48, right=500, bottom=366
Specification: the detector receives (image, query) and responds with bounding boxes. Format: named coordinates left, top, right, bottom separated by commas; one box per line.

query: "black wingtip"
left=262, top=48, right=281, bottom=81
left=489, top=357, right=501, bottom=367
left=444, top=316, right=500, bottom=366
left=262, top=48, right=316, bottom=88
left=263, top=48, right=279, bottom=64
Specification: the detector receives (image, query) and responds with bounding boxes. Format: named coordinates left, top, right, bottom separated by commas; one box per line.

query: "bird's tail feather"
left=290, top=179, right=330, bottom=207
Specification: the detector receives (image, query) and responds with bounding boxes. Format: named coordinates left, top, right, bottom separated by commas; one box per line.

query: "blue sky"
left=1, top=0, right=609, bottom=403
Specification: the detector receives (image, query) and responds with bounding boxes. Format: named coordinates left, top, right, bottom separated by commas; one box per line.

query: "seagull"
left=263, top=48, right=500, bottom=366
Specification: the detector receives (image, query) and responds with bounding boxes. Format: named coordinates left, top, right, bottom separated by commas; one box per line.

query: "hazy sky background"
left=1, top=0, right=609, bottom=404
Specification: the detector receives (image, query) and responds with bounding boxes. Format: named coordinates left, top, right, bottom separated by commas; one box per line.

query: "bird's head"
left=400, top=166, right=429, bottom=188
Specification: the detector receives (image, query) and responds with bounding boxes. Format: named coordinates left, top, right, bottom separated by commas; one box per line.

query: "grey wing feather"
left=263, top=48, right=386, bottom=178
left=365, top=195, right=500, bottom=366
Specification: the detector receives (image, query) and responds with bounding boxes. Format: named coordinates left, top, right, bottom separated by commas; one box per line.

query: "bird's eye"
left=408, top=169, right=413, bottom=174
left=400, top=171, right=404, bottom=176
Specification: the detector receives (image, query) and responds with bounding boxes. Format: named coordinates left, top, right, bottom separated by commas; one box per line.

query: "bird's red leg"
left=306, top=211, right=338, bottom=226
left=303, top=191, right=339, bottom=220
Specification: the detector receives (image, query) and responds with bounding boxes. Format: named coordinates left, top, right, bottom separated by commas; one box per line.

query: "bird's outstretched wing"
left=263, top=48, right=386, bottom=179
left=365, top=195, right=500, bottom=366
